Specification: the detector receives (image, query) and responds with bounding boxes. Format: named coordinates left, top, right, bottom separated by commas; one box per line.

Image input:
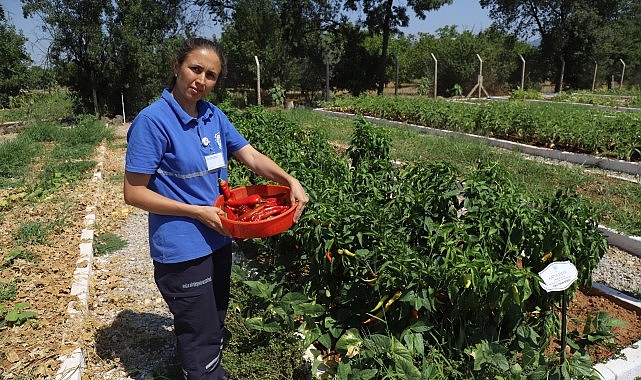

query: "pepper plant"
left=225, top=105, right=609, bottom=379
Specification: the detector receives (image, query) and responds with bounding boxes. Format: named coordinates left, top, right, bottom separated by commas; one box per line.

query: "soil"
left=1, top=124, right=641, bottom=378
left=551, top=288, right=641, bottom=363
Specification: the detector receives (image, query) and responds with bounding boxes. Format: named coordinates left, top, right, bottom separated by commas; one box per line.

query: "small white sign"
left=538, top=261, right=578, bottom=293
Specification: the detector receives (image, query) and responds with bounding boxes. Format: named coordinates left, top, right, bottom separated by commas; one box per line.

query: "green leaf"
left=335, top=328, right=362, bottom=356
left=244, top=317, right=280, bottom=332
left=292, top=303, right=325, bottom=317
left=336, top=362, right=352, bottom=378
left=280, top=292, right=308, bottom=305
left=317, top=333, right=332, bottom=350
left=468, top=341, right=509, bottom=372
left=393, top=355, right=421, bottom=379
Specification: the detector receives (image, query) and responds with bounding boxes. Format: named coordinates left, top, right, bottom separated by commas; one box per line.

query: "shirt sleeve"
left=125, top=114, right=168, bottom=175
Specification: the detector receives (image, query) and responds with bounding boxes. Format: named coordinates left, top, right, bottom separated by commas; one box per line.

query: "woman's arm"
left=123, top=171, right=231, bottom=236
left=232, top=145, right=308, bottom=222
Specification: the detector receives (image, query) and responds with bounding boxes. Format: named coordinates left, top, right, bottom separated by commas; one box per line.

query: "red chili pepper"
left=236, top=204, right=250, bottom=215
left=410, top=308, right=420, bottom=320
left=325, top=251, right=333, bottom=262
left=363, top=310, right=384, bottom=325
left=221, top=205, right=237, bottom=221
left=251, top=205, right=289, bottom=221
left=226, top=194, right=262, bottom=207
left=262, top=197, right=280, bottom=206
left=218, top=178, right=231, bottom=200
left=238, top=204, right=267, bottom=222
left=262, top=193, right=289, bottom=205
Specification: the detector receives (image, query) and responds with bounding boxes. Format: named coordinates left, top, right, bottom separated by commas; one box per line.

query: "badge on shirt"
left=205, top=153, right=225, bottom=171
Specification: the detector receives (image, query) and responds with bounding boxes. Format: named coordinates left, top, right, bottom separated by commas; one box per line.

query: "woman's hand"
left=193, top=205, right=232, bottom=237
left=125, top=172, right=232, bottom=236
left=232, top=145, right=310, bottom=223
left=287, top=179, right=309, bottom=223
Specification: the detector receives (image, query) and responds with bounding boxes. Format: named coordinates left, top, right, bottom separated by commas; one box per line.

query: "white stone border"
left=55, top=145, right=104, bottom=380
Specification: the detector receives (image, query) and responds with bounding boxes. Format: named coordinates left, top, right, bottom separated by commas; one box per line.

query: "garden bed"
left=3, top=114, right=641, bottom=378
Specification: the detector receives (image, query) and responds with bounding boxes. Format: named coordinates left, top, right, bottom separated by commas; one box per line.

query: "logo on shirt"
left=215, top=132, right=222, bottom=150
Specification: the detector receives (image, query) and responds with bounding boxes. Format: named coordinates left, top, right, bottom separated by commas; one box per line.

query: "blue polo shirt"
left=125, top=89, right=249, bottom=263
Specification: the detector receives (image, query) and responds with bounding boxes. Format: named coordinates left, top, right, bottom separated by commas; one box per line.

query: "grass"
left=16, top=222, right=50, bottom=245
left=280, top=107, right=641, bottom=236
left=0, top=89, right=74, bottom=124
left=0, top=280, right=17, bottom=302
left=94, top=232, right=127, bottom=256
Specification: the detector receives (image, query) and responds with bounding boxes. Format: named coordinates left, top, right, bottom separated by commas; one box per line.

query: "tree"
left=609, top=0, right=641, bottom=86
left=219, top=0, right=287, bottom=97
left=21, top=0, right=194, bottom=117
left=332, top=25, right=379, bottom=96
left=199, top=0, right=342, bottom=103
left=344, top=0, right=452, bottom=94
left=104, top=0, right=190, bottom=117
left=0, top=5, right=31, bottom=107
left=479, top=0, right=630, bottom=91
left=22, top=0, right=112, bottom=114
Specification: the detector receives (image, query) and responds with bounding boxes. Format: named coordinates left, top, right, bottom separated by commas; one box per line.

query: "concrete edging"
left=54, top=145, right=105, bottom=380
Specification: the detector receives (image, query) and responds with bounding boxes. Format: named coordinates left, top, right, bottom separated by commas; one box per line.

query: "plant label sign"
left=538, top=261, right=578, bottom=293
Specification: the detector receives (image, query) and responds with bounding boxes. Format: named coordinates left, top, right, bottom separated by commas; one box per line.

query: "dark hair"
left=168, top=37, right=228, bottom=89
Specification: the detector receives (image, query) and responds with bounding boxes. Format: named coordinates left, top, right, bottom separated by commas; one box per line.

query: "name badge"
left=205, top=153, right=225, bottom=171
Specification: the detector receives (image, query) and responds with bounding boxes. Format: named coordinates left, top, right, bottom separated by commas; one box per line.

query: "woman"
left=123, top=37, right=308, bottom=379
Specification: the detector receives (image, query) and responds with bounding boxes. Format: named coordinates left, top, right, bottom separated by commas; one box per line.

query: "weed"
left=16, top=222, right=50, bottom=245
left=267, top=84, right=286, bottom=106
left=0, top=280, right=17, bottom=302
left=1, top=302, right=38, bottom=328
left=20, top=121, right=62, bottom=142
left=418, top=76, right=434, bottom=96
left=2, top=247, right=39, bottom=267
left=94, top=232, right=127, bottom=256
left=0, top=135, right=41, bottom=178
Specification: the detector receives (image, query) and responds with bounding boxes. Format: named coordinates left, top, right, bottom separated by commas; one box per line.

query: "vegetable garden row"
left=223, top=105, right=612, bottom=379
left=323, top=95, right=641, bottom=162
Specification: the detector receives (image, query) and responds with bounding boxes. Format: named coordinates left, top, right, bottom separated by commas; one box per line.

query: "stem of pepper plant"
left=560, top=289, right=568, bottom=366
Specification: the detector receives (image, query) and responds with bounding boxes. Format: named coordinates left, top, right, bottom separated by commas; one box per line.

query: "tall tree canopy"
left=198, top=0, right=343, bottom=102
left=479, top=0, right=631, bottom=91
left=344, top=0, right=452, bottom=94
left=21, top=0, right=193, bottom=116
left=0, top=5, right=31, bottom=107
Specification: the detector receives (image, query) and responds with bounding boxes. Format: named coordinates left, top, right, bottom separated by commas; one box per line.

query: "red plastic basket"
left=214, top=184, right=298, bottom=238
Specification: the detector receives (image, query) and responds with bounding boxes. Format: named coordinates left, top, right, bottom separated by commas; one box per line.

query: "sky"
left=2, top=0, right=492, bottom=66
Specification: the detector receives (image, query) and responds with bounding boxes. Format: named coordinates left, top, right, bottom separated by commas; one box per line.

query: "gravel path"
left=85, top=212, right=177, bottom=379
left=79, top=121, right=641, bottom=379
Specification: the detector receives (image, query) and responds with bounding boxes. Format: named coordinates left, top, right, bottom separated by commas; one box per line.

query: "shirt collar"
left=162, top=89, right=213, bottom=126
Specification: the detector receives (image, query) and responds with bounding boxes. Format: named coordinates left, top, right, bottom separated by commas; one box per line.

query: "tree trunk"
left=377, top=0, right=394, bottom=95
left=554, top=56, right=565, bottom=93
left=91, top=70, right=99, bottom=116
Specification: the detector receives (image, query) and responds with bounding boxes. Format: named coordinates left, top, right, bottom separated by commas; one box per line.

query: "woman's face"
left=172, top=47, right=222, bottom=111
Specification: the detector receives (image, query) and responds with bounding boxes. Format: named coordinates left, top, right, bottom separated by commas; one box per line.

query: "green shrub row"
left=324, top=95, right=641, bottom=161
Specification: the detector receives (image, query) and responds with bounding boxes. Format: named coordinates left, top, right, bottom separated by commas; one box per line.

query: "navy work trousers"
left=154, top=244, right=232, bottom=380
